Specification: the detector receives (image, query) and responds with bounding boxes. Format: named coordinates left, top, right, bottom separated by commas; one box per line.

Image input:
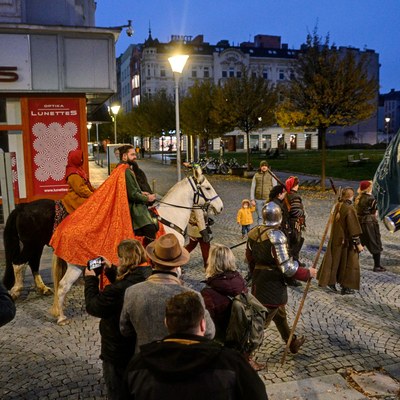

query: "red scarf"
left=65, top=149, right=88, bottom=182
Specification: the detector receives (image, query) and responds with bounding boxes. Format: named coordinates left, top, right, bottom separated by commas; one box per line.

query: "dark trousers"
left=185, top=237, right=210, bottom=268
left=241, top=224, right=251, bottom=235
left=265, top=305, right=291, bottom=343
left=103, top=361, right=126, bottom=400
left=134, top=223, right=157, bottom=248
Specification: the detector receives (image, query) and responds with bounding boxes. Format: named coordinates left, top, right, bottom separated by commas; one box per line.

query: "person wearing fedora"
left=250, top=161, right=276, bottom=225
left=120, top=234, right=215, bottom=353
left=355, top=180, right=385, bottom=272
left=123, top=291, right=268, bottom=400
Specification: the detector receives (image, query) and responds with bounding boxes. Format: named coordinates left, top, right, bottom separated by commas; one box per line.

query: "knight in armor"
left=355, top=180, right=385, bottom=272
left=246, top=202, right=317, bottom=354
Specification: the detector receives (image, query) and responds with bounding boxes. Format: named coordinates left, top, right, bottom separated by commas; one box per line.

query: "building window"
left=279, top=69, right=285, bottom=80
left=160, top=68, right=166, bottom=77
left=192, top=69, right=197, bottom=78
left=251, top=71, right=257, bottom=78
left=204, top=67, right=209, bottom=78
left=229, top=68, right=235, bottom=77
left=236, top=71, right=242, bottom=78
left=263, top=70, right=268, bottom=79
left=222, top=70, right=227, bottom=78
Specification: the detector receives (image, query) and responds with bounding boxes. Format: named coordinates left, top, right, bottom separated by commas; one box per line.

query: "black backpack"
left=225, top=292, right=267, bottom=354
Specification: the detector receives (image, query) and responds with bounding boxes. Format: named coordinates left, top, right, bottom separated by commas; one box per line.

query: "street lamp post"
left=161, top=129, right=165, bottom=164
left=385, top=117, right=391, bottom=146
left=168, top=54, right=189, bottom=181
left=87, top=122, right=92, bottom=143
left=110, top=104, right=121, bottom=144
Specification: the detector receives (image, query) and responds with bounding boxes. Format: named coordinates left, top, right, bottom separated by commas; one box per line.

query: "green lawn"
left=212, top=149, right=385, bottom=181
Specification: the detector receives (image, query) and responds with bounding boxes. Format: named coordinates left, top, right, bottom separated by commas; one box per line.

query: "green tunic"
left=125, top=167, right=154, bottom=230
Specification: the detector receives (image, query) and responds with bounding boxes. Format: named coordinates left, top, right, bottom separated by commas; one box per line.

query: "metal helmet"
left=262, top=201, right=282, bottom=227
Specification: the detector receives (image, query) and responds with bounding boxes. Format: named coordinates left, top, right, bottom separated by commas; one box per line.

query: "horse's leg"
left=9, top=263, right=27, bottom=300
left=54, top=265, right=83, bottom=326
left=30, top=247, right=53, bottom=296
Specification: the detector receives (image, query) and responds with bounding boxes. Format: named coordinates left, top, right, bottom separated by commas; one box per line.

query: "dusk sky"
left=95, top=0, right=400, bottom=93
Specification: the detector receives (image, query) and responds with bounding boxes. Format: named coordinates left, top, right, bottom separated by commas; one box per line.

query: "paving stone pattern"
left=0, top=158, right=399, bottom=399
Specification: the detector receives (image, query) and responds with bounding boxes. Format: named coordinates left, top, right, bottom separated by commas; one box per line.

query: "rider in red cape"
left=51, top=164, right=145, bottom=266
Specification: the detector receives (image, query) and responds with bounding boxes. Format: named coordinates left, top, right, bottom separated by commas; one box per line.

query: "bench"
left=359, top=153, right=370, bottom=163
left=347, top=155, right=361, bottom=166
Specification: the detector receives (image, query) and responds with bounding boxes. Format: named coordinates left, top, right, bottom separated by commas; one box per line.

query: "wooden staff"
left=267, top=169, right=288, bottom=191
left=280, top=179, right=339, bottom=366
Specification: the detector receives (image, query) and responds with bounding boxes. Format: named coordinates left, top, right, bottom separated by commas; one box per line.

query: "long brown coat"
left=317, top=200, right=362, bottom=290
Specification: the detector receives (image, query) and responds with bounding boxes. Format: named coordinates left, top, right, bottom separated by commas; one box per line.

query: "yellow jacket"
left=237, top=206, right=255, bottom=226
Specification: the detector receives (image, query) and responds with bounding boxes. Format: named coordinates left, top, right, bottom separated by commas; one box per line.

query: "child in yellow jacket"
left=237, top=199, right=256, bottom=238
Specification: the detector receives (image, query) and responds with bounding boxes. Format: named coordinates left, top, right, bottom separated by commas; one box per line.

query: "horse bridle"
left=188, top=175, right=220, bottom=211
left=154, top=176, right=221, bottom=236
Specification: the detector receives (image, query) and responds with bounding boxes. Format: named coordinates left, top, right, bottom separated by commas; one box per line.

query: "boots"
left=289, top=335, right=305, bottom=354
left=372, top=253, right=386, bottom=272
left=245, top=353, right=266, bottom=371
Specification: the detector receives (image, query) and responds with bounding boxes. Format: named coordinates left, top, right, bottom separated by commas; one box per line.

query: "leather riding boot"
left=372, top=253, right=386, bottom=272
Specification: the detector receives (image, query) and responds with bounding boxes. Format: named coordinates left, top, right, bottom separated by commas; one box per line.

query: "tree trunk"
left=320, top=127, right=327, bottom=191
left=246, top=131, right=251, bottom=171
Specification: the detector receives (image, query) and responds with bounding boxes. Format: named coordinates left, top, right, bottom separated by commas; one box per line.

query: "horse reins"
left=152, top=176, right=221, bottom=236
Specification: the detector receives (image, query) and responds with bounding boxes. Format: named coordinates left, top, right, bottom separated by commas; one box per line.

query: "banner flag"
left=373, top=129, right=400, bottom=220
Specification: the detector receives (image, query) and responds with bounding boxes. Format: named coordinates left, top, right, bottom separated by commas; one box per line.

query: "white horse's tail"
left=49, top=254, right=67, bottom=317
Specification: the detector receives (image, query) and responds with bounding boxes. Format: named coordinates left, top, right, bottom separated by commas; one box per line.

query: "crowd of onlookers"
left=83, top=234, right=268, bottom=399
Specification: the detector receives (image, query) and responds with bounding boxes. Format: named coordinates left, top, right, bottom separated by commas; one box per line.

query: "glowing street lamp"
left=385, top=116, right=391, bottom=146
left=86, top=122, right=92, bottom=142
left=168, top=54, right=189, bottom=181
left=109, top=104, right=121, bottom=144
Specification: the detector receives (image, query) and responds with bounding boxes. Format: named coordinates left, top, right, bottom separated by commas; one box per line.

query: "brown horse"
left=3, top=199, right=56, bottom=299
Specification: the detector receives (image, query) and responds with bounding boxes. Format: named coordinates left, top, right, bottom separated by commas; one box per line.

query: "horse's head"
left=191, top=166, right=223, bottom=214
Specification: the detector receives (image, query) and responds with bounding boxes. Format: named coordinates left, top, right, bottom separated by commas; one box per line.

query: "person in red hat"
left=355, top=180, right=386, bottom=272
left=285, top=176, right=306, bottom=287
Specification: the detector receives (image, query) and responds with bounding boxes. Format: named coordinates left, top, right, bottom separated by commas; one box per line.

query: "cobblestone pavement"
left=0, top=157, right=399, bottom=399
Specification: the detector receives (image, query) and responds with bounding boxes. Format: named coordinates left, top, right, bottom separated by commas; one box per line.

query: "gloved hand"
left=200, top=228, right=211, bottom=243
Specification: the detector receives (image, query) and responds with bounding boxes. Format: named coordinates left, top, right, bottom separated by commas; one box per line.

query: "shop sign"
left=28, top=98, right=81, bottom=196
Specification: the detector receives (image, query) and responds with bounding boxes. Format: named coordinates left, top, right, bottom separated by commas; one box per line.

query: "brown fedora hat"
left=146, top=233, right=190, bottom=268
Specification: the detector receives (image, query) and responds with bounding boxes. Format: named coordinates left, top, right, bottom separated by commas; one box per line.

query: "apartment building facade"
left=125, top=32, right=379, bottom=152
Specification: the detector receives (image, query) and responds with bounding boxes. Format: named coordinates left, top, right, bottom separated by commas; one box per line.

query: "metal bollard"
left=152, top=179, right=156, bottom=194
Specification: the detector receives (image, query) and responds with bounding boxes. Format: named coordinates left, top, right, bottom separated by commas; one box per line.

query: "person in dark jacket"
left=0, top=282, right=16, bottom=327
left=285, top=176, right=306, bottom=262
left=201, top=243, right=247, bottom=343
left=355, top=180, right=385, bottom=272
left=84, top=239, right=152, bottom=400
left=201, top=243, right=264, bottom=371
left=123, top=291, right=268, bottom=400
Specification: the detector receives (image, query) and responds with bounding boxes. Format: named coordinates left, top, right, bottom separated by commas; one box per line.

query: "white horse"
left=50, top=167, right=223, bottom=325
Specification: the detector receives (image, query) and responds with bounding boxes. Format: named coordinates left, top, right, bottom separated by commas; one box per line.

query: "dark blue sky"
left=95, top=0, right=400, bottom=93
